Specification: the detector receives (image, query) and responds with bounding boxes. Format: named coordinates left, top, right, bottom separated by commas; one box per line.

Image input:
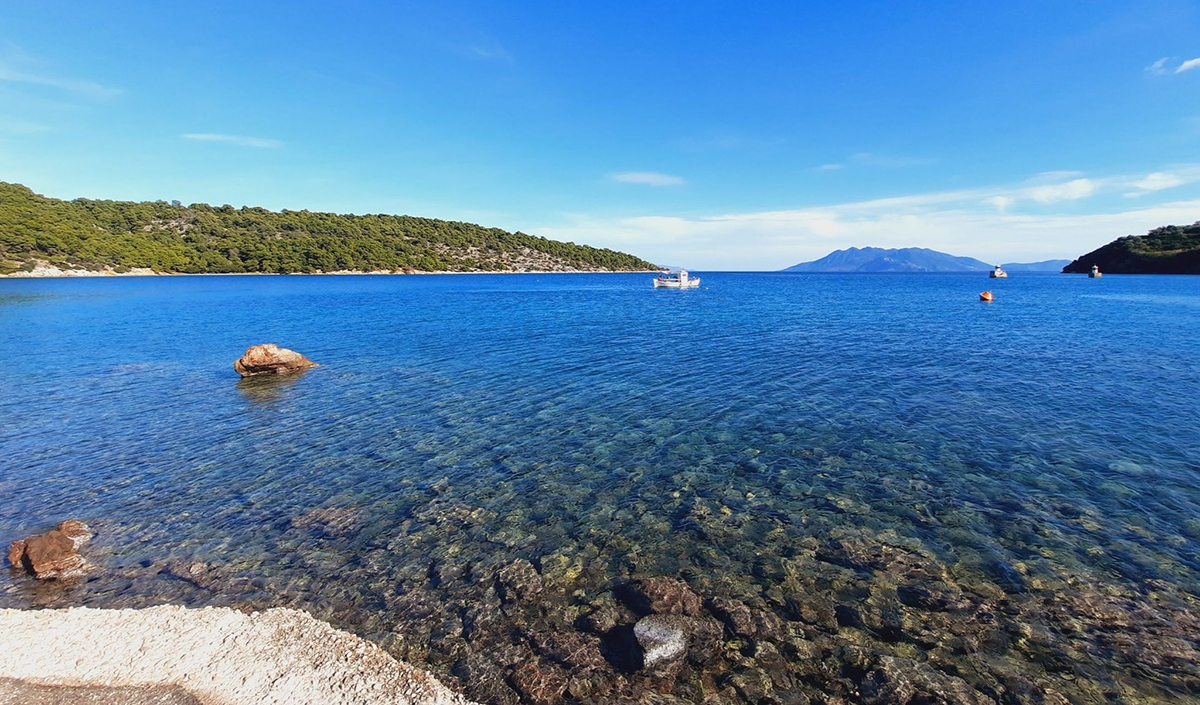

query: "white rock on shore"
left=2, top=262, right=159, bottom=277
left=0, top=606, right=478, bottom=705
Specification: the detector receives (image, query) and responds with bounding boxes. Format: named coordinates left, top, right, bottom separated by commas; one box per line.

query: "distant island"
left=1063, top=222, right=1200, bottom=274
left=0, top=182, right=656, bottom=276
left=783, top=246, right=1067, bottom=273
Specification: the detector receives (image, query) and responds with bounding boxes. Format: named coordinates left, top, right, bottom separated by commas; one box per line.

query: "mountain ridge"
left=782, top=247, right=1066, bottom=273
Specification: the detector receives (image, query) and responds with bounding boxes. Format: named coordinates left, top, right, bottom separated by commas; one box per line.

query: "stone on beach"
left=233, top=343, right=318, bottom=377
left=8, top=520, right=92, bottom=579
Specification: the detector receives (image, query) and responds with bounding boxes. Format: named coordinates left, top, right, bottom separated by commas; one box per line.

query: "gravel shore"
left=0, top=606, right=477, bottom=705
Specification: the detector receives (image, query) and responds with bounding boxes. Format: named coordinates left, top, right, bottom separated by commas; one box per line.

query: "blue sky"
left=1, top=1, right=1198, bottom=270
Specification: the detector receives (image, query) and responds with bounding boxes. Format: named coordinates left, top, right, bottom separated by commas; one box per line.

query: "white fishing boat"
left=989, top=265, right=1008, bottom=278
left=1089, top=265, right=1102, bottom=278
left=653, top=269, right=700, bottom=289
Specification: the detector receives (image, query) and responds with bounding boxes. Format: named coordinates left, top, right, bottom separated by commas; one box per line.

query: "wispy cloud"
left=1028, top=170, right=1084, bottom=182
left=1146, top=57, right=1200, bottom=75
left=181, top=133, right=283, bottom=149
left=810, top=153, right=934, bottom=171
left=0, top=63, right=121, bottom=98
left=1024, top=178, right=1096, bottom=203
left=451, top=37, right=514, bottom=63
left=850, top=152, right=936, bottom=168
left=536, top=166, right=1200, bottom=270
left=1125, top=166, right=1200, bottom=196
left=467, top=44, right=513, bottom=62
left=612, top=171, right=684, bottom=187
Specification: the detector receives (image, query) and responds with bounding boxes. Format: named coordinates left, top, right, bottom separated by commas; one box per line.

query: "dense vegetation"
left=1064, top=222, right=1200, bottom=274
left=0, top=182, right=656, bottom=274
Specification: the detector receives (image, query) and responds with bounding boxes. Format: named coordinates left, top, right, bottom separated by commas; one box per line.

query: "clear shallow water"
left=2, top=272, right=1199, bottom=703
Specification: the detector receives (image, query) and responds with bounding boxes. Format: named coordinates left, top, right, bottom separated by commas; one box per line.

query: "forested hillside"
left=0, top=183, right=655, bottom=274
left=1063, top=222, right=1200, bottom=274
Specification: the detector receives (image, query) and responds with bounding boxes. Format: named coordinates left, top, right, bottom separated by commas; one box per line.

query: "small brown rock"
left=9, top=520, right=92, bottom=579
left=233, top=343, right=318, bottom=377
left=8, top=539, right=25, bottom=568
left=56, top=519, right=93, bottom=548
left=623, top=577, right=704, bottom=616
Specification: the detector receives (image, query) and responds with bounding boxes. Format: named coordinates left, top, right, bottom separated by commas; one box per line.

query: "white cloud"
left=814, top=163, right=844, bottom=171
left=1146, top=57, right=1200, bottom=76
left=181, top=133, right=283, bottom=149
left=1177, top=58, right=1200, bottom=73
left=612, top=171, right=684, bottom=187
left=0, top=63, right=120, bottom=98
left=533, top=166, right=1200, bottom=270
left=1023, top=178, right=1096, bottom=203
left=984, top=196, right=1015, bottom=211
left=1124, top=166, right=1200, bottom=197
left=1130, top=172, right=1185, bottom=193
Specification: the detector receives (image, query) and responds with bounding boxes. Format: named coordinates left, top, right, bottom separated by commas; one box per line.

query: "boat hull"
left=653, top=278, right=700, bottom=289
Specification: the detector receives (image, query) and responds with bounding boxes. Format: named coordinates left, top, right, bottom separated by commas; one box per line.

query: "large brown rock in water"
left=233, top=343, right=318, bottom=377
left=8, top=520, right=92, bottom=579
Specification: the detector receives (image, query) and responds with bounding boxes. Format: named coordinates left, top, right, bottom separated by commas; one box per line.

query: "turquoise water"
left=2, top=272, right=1199, bottom=703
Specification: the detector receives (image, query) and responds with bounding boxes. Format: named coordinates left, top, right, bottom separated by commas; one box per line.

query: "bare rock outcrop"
left=233, top=343, right=318, bottom=377
left=8, top=520, right=92, bottom=579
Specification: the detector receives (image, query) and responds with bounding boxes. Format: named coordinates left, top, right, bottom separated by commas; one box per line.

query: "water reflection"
left=236, top=372, right=308, bottom=405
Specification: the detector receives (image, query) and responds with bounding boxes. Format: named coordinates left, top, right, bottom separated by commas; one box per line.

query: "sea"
left=2, top=271, right=1198, bottom=704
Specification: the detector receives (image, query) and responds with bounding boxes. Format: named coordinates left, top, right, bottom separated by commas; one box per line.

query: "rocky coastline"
left=0, top=261, right=658, bottom=278
left=8, top=514, right=1197, bottom=705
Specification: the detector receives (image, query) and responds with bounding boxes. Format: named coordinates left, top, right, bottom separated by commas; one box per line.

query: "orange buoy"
left=980, top=291, right=993, bottom=302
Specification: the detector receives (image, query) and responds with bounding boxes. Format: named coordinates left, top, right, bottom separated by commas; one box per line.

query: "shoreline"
left=1, top=267, right=662, bottom=279
left=0, top=605, right=476, bottom=705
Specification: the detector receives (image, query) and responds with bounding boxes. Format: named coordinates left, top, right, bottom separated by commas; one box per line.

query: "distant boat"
left=980, top=291, right=994, bottom=302
left=1089, top=265, right=1102, bottom=278
left=989, top=265, right=1008, bottom=279
left=653, top=269, right=700, bottom=289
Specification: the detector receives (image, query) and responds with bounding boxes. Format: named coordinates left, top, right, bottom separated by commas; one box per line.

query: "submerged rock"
left=633, top=615, right=689, bottom=670
left=232, top=343, right=318, bottom=377
left=509, top=660, right=568, bottom=705
left=8, top=520, right=92, bottom=579
left=579, top=600, right=634, bottom=635
left=496, top=559, right=544, bottom=604
left=622, top=577, right=704, bottom=616
left=529, top=631, right=610, bottom=672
